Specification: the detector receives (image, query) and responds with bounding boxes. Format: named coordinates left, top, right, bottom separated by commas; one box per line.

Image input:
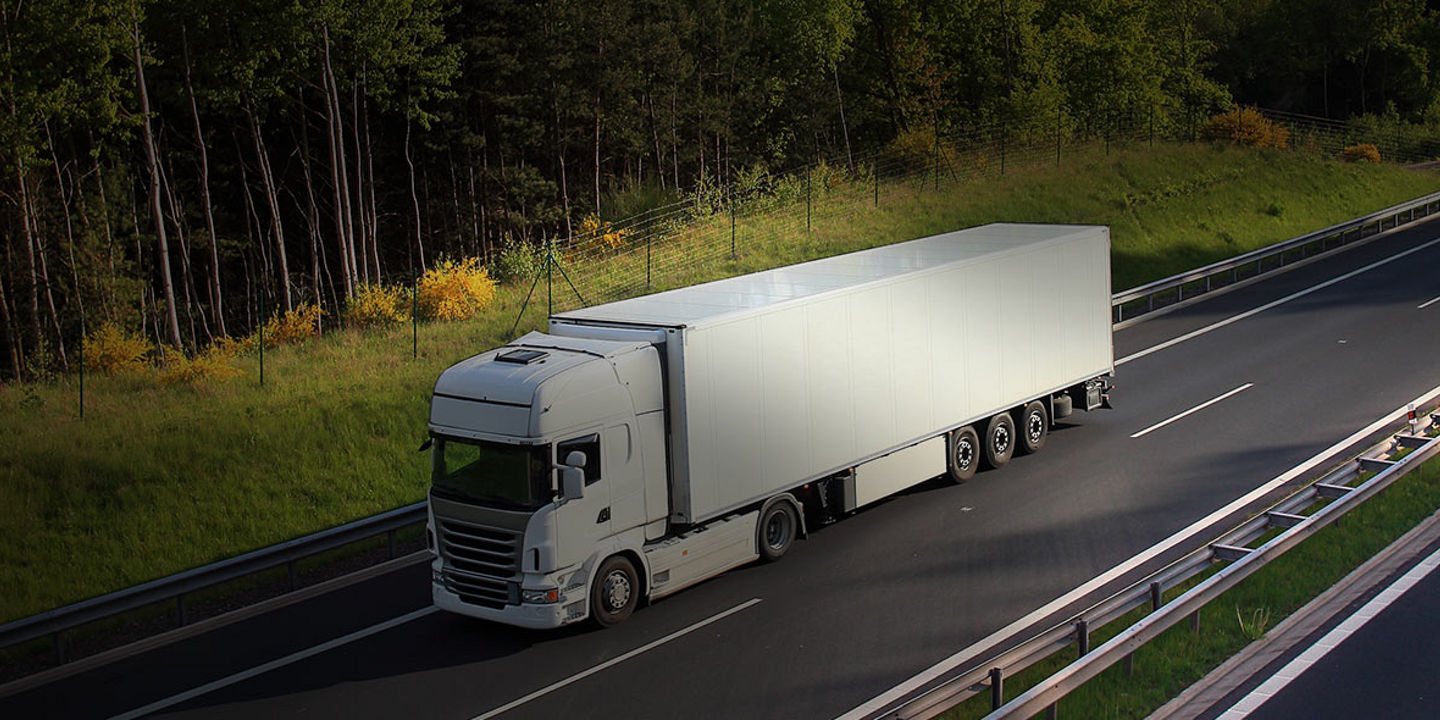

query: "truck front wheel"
left=983, top=413, right=1015, bottom=469
left=591, top=556, right=639, bottom=627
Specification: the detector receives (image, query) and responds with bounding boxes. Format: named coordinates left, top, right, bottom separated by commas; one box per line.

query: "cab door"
left=556, top=432, right=612, bottom=559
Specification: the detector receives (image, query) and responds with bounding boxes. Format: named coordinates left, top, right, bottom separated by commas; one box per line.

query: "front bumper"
left=431, top=561, right=589, bottom=629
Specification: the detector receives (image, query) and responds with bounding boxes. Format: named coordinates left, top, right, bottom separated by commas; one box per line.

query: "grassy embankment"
left=941, top=451, right=1440, bottom=720
left=1, top=142, right=1437, bottom=624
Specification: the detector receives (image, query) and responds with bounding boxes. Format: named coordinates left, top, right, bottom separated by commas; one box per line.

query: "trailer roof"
left=552, top=223, right=1105, bottom=329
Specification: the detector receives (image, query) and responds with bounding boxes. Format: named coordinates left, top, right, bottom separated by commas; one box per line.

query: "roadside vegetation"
left=943, top=446, right=1440, bottom=719
left=2, top=142, right=1438, bottom=625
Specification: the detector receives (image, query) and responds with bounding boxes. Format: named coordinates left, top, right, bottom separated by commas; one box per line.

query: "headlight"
left=522, top=588, right=560, bottom=604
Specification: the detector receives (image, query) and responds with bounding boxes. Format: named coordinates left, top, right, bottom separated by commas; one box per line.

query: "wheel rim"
left=765, top=509, right=792, bottom=551
left=955, top=436, right=975, bottom=470
left=1027, top=413, right=1044, bottom=444
left=994, top=424, right=1010, bottom=454
left=602, top=570, right=632, bottom=611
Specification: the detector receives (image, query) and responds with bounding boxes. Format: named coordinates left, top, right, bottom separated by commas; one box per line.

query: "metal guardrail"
left=6, top=190, right=1439, bottom=674
left=0, top=501, right=425, bottom=663
left=1111, top=190, right=1440, bottom=325
left=883, top=405, right=1440, bottom=719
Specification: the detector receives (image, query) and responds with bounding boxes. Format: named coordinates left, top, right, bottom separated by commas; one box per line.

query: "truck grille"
left=439, top=519, right=523, bottom=608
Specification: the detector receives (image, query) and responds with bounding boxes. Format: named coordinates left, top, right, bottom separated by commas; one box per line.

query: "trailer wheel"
left=591, top=556, right=639, bottom=627
left=1018, top=401, right=1048, bottom=455
left=983, top=413, right=1015, bottom=469
left=758, top=499, right=799, bottom=562
left=948, top=426, right=980, bottom=483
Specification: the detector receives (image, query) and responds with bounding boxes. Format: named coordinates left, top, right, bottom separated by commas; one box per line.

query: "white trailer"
left=426, top=223, right=1113, bottom=628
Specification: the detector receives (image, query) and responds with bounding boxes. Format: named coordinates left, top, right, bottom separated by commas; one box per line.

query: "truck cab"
left=427, top=332, right=669, bottom=628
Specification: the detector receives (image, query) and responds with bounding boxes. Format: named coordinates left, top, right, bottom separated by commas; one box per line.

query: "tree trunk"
left=132, top=17, right=183, bottom=349
left=0, top=272, right=19, bottom=381
left=321, top=24, right=356, bottom=294
left=296, top=86, right=324, bottom=322
left=405, top=115, right=427, bottom=273
left=833, top=65, right=853, bottom=172
left=245, top=105, right=292, bottom=312
left=351, top=69, right=370, bottom=286
left=361, top=79, right=380, bottom=282
left=182, top=23, right=226, bottom=337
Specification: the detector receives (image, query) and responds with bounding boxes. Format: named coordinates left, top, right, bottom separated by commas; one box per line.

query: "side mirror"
left=561, top=450, right=587, bottom=499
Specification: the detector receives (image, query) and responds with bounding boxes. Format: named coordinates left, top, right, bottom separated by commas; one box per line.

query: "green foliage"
left=490, top=236, right=543, bottom=284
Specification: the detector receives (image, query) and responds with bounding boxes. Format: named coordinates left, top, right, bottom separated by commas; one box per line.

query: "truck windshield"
left=431, top=438, right=552, bottom=510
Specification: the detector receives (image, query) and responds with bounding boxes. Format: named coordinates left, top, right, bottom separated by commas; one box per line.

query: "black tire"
left=1018, top=400, right=1048, bottom=455
left=758, top=499, right=799, bottom=562
left=591, top=556, right=639, bottom=627
left=948, top=426, right=980, bottom=483
left=983, top=413, right=1015, bottom=469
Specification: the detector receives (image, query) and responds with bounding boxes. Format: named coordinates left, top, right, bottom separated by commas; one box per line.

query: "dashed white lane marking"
left=1218, top=546, right=1440, bottom=719
left=1116, top=236, right=1440, bottom=367
left=472, top=598, right=763, bottom=719
left=110, top=606, right=438, bottom=720
left=1131, top=384, right=1255, bottom=439
left=1419, top=295, right=1440, bottom=310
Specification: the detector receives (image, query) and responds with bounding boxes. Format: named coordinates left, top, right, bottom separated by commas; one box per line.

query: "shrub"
left=346, top=283, right=409, bottom=327
left=1201, top=107, right=1290, bottom=149
left=261, top=303, right=324, bottom=347
left=157, top=344, right=243, bottom=385
left=490, top=236, right=542, bottom=284
left=576, top=214, right=631, bottom=252
left=418, top=257, right=497, bottom=320
left=83, top=323, right=151, bottom=375
left=1339, top=143, right=1381, bottom=163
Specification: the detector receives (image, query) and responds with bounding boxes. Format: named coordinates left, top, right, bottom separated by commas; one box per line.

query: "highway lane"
left=5, top=217, right=1440, bottom=720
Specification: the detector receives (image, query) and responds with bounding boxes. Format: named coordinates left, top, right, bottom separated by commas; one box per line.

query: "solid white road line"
left=840, top=383, right=1440, bottom=720
left=1419, top=295, right=1440, bottom=310
left=1131, top=384, right=1254, bottom=439
left=1218, top=546, right=1440, bottom=719
left=472, top=598, right=762, bottom=719
left=1116, top=236, right=1440, bottom=367
left=109, top=606, right=438, bottom=720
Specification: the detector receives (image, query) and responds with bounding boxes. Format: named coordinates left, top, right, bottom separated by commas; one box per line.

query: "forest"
left=3, top=0, right=1439, bottom=383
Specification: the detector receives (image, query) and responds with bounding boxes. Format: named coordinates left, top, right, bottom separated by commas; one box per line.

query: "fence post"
left=258, top=286, right=265, bottom=387
left=806, top=169, right=812, bottom=233
left=646, top=233, right=653, bottom=289
left=411, top=272, right=418, bottom=360
left=873, top=163, right=879, bottom=207
left=990, top=667, right=1004, bottom=710
left=731, top=185, right=737, bottom=258
left=78, top=311, right=85, bottom=419
left=1055, top=105, right=1062, bottom=167
left=1001, top=119, right=1008, bottom=175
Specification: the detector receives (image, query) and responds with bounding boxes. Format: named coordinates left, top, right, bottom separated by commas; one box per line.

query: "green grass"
left=2, top=141, right=1437, bottom=625
left=942, top=454, right=1440, bottom=719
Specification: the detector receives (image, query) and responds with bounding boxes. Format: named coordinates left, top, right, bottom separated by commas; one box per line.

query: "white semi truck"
left=425, top=223, right=1114, bottom=628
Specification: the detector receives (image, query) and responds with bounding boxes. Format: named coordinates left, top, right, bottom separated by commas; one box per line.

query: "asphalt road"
left=1247, top=544, right=1440, bottom=719
left=6, top=217, right=1440, bottom=720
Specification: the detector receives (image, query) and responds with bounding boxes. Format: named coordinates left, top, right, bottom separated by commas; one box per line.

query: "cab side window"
left=558, top=434, right=602, bottom=485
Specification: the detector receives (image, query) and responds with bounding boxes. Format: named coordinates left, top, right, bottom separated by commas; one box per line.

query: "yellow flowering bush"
left=157, top=343, right=243, bottom=385
left=83, top=322, right=151, bottom=375
left=346, top=283, right=409, bottom=327
left=418, top=257, right=497, bottom=320
left=1339, top=143, right=1381, bottom=163
left=1201, top=107, right=1290, bottom=150
left=578, top=214, right=630, bottom=251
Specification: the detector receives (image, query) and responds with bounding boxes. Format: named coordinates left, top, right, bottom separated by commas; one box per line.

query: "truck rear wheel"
left=591, top=556, right=639, bottom=627
left=758, top=499, right=799, bottom=562
left=1018, top=400, right=1048, bottom=455
left=948, top=426, right=980, bottom=483
left=983, top=413, right=1015, bottom=469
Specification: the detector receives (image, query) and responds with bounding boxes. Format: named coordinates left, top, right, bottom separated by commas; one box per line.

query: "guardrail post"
left=388, top=528, right=398, bottom=559
left=1190, top=610, right=1201, bottom=633
left=288, top=560, right=297, bottom=592
left=1076, top=619, right=1090, bottom=657
left=1150, top=581, right=1163, bottom=612
left=54, top=630, right=66, bottom=664
left=990, top=667, right=1004, bottom=710
left=1047, top=703, right=1058, bottom=720
left=177, top=593, right=188, bottom=627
